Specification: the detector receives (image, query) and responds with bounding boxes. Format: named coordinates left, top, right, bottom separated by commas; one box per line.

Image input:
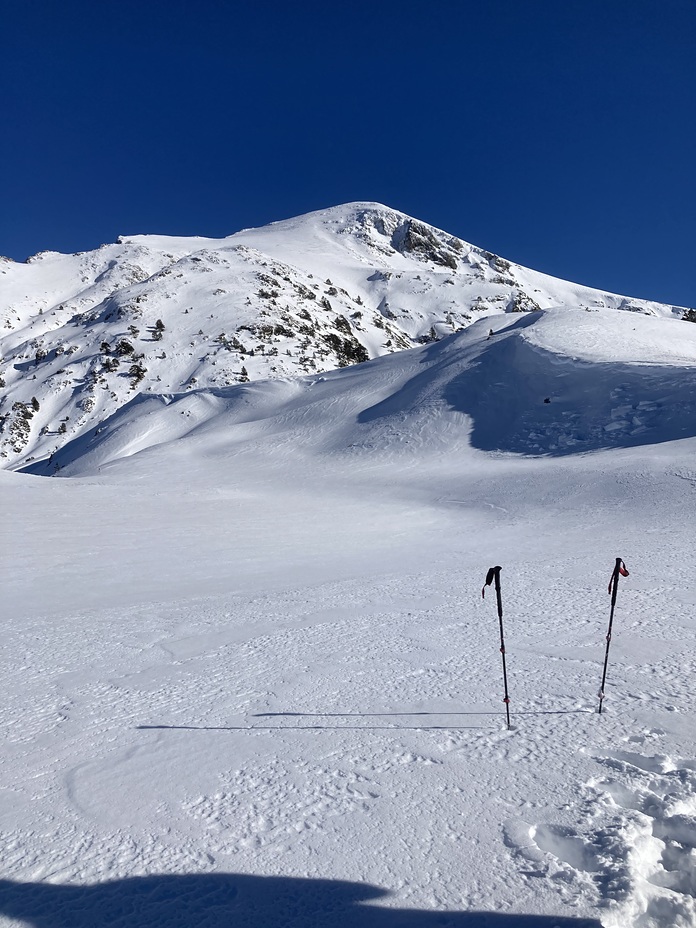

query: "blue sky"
left=2, top=0, right=694, bottom=306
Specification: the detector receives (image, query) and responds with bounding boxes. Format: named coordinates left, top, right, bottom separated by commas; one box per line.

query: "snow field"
left=3, top=435, right=696, bottom=927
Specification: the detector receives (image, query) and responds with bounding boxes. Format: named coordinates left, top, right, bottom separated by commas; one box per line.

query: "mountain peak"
left=0, top=204, right=690, bottom=471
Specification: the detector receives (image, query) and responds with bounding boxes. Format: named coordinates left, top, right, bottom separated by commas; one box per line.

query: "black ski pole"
left=482, top=566, right=511, bottom=730
left=598, top=557, right=629, bottom=714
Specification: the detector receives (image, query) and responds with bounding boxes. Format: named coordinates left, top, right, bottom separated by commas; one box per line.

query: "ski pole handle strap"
left=607, top=558, right=629, bottom=593
left=482, top=566, right=500, bottom=599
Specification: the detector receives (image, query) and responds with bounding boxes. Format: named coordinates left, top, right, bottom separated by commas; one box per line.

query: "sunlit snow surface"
left=3, top=242, right=696, bottom=927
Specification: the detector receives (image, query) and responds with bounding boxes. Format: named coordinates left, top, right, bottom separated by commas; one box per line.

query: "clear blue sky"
left=2, top=0, right=694, bottom=306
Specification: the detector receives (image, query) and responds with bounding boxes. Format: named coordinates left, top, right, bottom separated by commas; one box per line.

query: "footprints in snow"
left=507, top=739, right=696, bottom=927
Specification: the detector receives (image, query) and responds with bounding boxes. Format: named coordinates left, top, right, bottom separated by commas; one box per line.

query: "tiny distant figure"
left=487, top=328, right=494, bottom=339
left=543, top=397, right=551, bottom=404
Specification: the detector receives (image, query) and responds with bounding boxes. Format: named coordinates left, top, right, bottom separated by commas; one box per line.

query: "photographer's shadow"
left=0, top=873, right=602, bottom=927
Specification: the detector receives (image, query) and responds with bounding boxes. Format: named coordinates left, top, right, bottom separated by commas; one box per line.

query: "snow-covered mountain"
left=0, top=202, right=690, bottom=469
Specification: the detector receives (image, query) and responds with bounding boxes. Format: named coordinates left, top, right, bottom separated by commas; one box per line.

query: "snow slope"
left=22, top=306, right=696, bottom=477
left=1, top=202, right=692, bottom=470
left=3, top=293, right=696, bottom=927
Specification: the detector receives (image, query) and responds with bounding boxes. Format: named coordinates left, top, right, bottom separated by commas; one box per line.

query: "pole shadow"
left=137, top=724, right=490, bottom=732
left=0, top=873, right=604, bottom=927
left=252, top=710, right=591, bottom=719
left=136, top=708, right=589, bottom=733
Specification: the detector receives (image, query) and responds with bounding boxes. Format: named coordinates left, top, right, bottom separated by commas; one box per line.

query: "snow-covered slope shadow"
left=446, top=340, right=696, bottom=456
left=0, top=874, right=603, bottom=927
left=360, top=313, right=696, bottom=457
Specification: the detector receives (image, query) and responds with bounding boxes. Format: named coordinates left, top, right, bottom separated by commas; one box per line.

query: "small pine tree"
left=115, top=339, right=134, bottom=356
left=128, top=362, right=146, bottom=385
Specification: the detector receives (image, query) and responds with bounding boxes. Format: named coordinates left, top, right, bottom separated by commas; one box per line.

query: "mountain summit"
left=0, top=202, right=690, bottom=469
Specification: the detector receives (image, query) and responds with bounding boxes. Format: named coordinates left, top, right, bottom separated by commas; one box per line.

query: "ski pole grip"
left=482, top=566, right=501, bottom=598
left=608, top=558, right=629, bottom=592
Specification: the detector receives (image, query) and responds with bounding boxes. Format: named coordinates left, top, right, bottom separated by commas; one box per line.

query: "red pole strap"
left=608, top=559, right=629, bottom=593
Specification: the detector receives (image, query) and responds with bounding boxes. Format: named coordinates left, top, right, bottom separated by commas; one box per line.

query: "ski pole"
left=482, top=566, right=511, bottom=730
left=598, top=557, right=630, bottom=714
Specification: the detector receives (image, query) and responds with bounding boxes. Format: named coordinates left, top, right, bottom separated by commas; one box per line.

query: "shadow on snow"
left=359, top=318, right=696, bottom=456
left=136, top=708, right=588, bottom=733
left=0, top=873, right=603, bottom=927
left=445, top=341, right=696, bottom=456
